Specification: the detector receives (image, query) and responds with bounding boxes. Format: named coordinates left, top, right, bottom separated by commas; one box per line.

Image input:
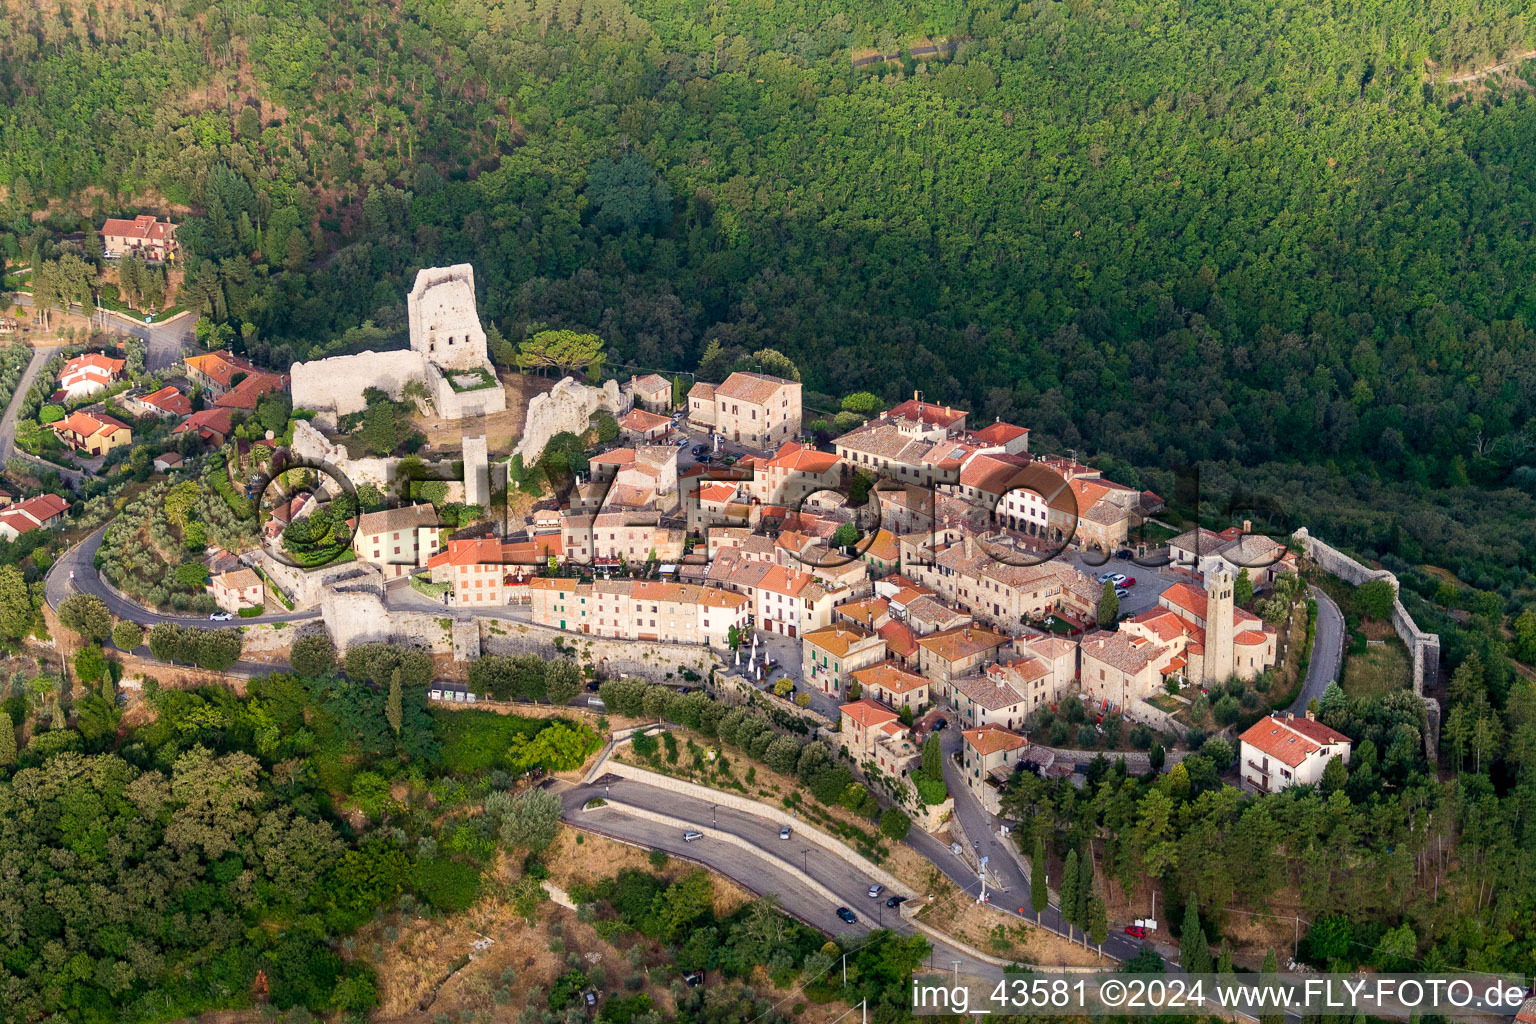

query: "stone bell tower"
left=1205, top=567, right=1235, bottom=684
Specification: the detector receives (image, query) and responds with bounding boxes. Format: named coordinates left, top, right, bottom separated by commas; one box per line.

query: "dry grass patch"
left=543, top=824, right=755, bottom=918
left=917, top=897, right=1106, bottom=967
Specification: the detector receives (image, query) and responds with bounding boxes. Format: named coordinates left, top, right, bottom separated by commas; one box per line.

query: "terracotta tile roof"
left=992, top=657, right=1049, bottom=683
left=963, top=723, right=1028, bottom=756
left=714, top=371, right=797, bottom=404
left=837, top=597, right=890, bottom=627
left=877, top=620, right=918, bottom=658
left=62, top=352, right=125, bottom=379
left=972, top=421, right=1029, bottom=444
left=356, top=503, right=442, bottom=537
left=1238, top=715, right=1349, bottom=768
left=764, top=441, right=840, bottom=474
left=153, top=452, right=183, bottom=467
left=590, top=448, right=637, bottom=468
left=852, top=660, right=927, bottom=694
left=213, top=370, right=288, bottom=410
left=1021, top=634, right=1077, bottom=660
left=53, top=410, right=129, bottom=441
left=140, top=385, right=192, bottom=416
left=803, top=623, right=877, bottom=657
left=839, top=698, right=900, bottom=729
left=100, top=215, right=175, bottom=242
left=173, top=407, right=234, bottom=439
left=917, top=625, right=1010, bottom=663
left=1235, top=629, right=1268, bottom=646
left=887, top=399, right=967, bottom=429
left=688, top=381, right=715, bottom=400
left=185, top=351, right=257, bottom=389
left=953, top=671, right=1026, bottom=711
left=1080, top=629, right=1163, bottom=675
left=0, top=493, right=69, bottom=533
left=865, top=528, right=900, bottom=562
left=630, top=373, right=669, bottom=394
left=212, top=567, right=262, bottom=592
left=619, top=408, right=671, bottom=432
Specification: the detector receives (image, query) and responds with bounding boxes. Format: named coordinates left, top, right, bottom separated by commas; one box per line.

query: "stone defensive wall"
left=1291, top=527, right=1441, bottom=751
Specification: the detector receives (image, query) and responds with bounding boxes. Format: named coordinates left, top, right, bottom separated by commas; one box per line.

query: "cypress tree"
left=1060, top=849, right=1080, bottom=942
left=1031, top=835, right=1048, bottom=922
left=386, top=668, right=403, bottom=735
left=0, top=709, right=15, bottom=766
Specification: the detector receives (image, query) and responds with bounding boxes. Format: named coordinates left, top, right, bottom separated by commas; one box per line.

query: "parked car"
left=209, top=612, right=233, bottom=621
left=1115, top=587, right=1130, bottom=599
left=1125, top=924, right=1147, bottom=939
left=1115, top=549, right=1134, bottom=560
left=885, top=895, right=908, bottom=908
left=1124, top=576, right=1137, bottom=586
left=932, top=717, right=947, bottom=730
left=1097, top=571, right=1115, bottom=583
left=836, top=907, right=858, bottom=925
left=676, top=437, right=690, bottom=446
left=683, top=830, right=704, bottom=842
left=867, top=884, right=884, bottom=899
left=582, top=990, right=597, bottom=1008
left=682, top=970, right=705, bottom=988
left=691, top=444, right=709, bottom=455
left=585, top=680, right=601, bottom=692
left=1108, top=573, right=1128, bottom=584
left=779, top=827, right=792, bottom=840
left=721, top=453, right=739, bottom=465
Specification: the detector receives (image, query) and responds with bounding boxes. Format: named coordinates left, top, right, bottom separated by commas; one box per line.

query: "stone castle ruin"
left=291, top=264, right=508, bottom=427
left=512, top=375, right=627, bottom=466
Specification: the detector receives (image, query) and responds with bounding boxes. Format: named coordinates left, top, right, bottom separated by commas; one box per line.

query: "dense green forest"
left=5, top=0, right=1536, bottom=590
left=7, top=9, right=1536, bottom=604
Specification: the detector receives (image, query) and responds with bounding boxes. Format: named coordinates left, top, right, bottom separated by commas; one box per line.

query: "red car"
left=1124, top=577, right=1136, bottom=587
left=1124, top=925, right=1147, bottom=939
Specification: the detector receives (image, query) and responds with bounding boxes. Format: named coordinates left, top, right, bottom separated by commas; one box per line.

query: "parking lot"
left=1056, top=547, right=1183, bottom=619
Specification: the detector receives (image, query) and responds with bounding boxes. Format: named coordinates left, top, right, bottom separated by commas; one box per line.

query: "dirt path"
left=1442, top=49, right=1536, bottom=84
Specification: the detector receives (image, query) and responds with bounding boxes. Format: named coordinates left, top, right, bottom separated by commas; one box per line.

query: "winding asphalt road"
left=557, top=776, right=1007, bottom=976
left=45, top=524, right=320, bottom=626
left=0, top=344, right=50, bottom=464
left=1289, top=586, right=1343, bottom=713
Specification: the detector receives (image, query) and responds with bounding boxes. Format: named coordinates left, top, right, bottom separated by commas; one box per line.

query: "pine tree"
left=1031, top=835, right=1048, bottom=922
left=1217, top=946, right=1234, bottom=976
left=0, top=709, right=15, bottom=766
left=1060, top=849, right=1079, bottom=942
left=386, top=668, right=403, bottom=735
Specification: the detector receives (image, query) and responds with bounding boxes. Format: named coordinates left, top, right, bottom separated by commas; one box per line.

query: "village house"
left=903, top=532, right=1101, bottom=630
left=833, top=421, right=975, bottom=488
left=801, top=622, right=887, bottom=696
left=0, top=493, right=69, bottom=540
left=951, top=669, right=1031, bottom=731
left=153, top=453, right=183, bottom=473
left=430, top=535, right=561, bottom=606
left=917, top=624, right=1012, bottom=698
left=835, top=595, right=891, bottom=631
left=1168, top=524, right=1298, bottom=587
left=351, top=504, right=445, bottom=578
left=628, top=373, right=672, bottom=412
left=688, top=371, right=802, bottom=449
left=561, top=511, right=686, bottom=566
left=740, top=441, right=843, bottom=507
left=173, top=407, right=234, bottom=446
left=583, top=446, right=680, bottom=511
left=184, top=350, right=260, bottom=398
left=961, top=724, right=1030, bottom=814
left=618, top=407, right=672, bottom=443
left=969, top=419, right=1031, bottom=455
left=213, top=369, right=289, bottom=412
left=1238, top=712, right=1351, bottom=793
left=51, top=410, right=131, bottom=456
left=884, top=397, right=969, bottom=439
left=100, top=215, right=178, bottom=261
left=131, top=385, right=192, bottom=418
left=703, top=549, right=847, bottom=637
left=1078, top=628, right=1184, bottom=712
left=851, top=660, right=930, bottom=710
left=859, top=528, right=901, bottom=577
left=208, top=567, right=265, bottom=614
left=57, top=352, right=125, bottom=401
left=528, top=576, right=749, bottom=648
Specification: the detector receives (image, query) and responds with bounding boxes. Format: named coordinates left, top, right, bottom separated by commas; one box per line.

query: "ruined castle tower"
left=408, top=264, right=488, bottom=372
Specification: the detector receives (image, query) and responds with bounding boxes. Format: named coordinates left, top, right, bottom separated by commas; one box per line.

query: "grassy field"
left=1341, top=636, right=1412, bottom=699
left=431, top=708, right=553, bottom=774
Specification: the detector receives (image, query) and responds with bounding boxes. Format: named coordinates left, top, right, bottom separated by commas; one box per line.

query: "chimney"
left=1305, top=709, right=1315, bottom=721
left=1242, top=519, right=1252, bottom=533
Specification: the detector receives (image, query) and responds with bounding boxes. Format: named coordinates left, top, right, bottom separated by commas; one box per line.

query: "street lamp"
left=711, top=804, right=717, bottom=826
left=802, top=849, right=809, bottom=873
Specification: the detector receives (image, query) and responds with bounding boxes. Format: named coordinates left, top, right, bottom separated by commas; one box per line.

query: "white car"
left=867, top=884, right=884, bottom=899
left=779, top=827, right=791, bottom=840
left=209, top=612, right=233, bottom=621
left=1108, top=573, right=1128, bottom=584
left=1115, top=587, right=1130, bottom=599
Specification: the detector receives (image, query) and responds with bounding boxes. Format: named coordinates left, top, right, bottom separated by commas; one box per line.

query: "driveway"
left=750, top=628, right=841, bottom=720
left=0, top=344, right=48, bottom=463
left=1289, top=585, right=1343, bottom=713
